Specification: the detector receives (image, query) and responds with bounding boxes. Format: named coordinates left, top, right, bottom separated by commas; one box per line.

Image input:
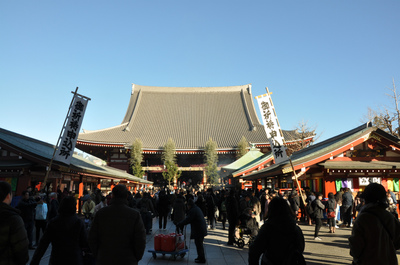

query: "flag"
left=54, top=93, right=89, bottom=164
left=255, top=89, right=289, bottom=164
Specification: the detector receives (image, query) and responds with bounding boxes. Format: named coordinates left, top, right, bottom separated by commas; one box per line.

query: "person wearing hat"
left=177, top=198, right=207, bottom=263
left=349, top=183, right=400, bottom=265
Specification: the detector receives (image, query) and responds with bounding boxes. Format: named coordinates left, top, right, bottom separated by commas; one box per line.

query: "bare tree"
left=363, top=78, right=400, bottom=138
left=286, top=120, right=318, bottom=156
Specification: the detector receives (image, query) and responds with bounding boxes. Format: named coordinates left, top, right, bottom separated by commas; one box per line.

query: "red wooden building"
left=243, top=123, right=400, bottom=197
left=0, top=128, right=152, bottom=197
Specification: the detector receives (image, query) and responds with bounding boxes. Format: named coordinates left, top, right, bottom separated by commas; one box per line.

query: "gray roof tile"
left=78, top=84, right=311, bottom=150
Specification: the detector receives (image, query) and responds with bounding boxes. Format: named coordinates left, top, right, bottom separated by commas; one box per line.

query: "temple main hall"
left=76, top=83, right=314, bottom=187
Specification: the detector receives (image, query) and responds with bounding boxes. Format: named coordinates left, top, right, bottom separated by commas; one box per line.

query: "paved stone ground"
left=29, top=217, right=400, bottom=265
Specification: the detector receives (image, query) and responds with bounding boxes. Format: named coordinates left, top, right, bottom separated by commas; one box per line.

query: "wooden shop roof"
left=77, top=83, right=314, bottom=150
left=244, top=123, right=400, bottom=180
left=0, top=127, right=152, bottom=184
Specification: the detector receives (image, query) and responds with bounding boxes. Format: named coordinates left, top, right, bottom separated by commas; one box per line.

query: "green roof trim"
left=244, top=123, right=380, bottom=179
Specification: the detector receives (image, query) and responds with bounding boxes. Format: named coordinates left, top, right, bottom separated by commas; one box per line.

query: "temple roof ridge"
left=131, top=83, right=252, bottom=93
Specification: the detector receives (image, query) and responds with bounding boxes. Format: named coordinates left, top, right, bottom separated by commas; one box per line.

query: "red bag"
left=154, top=234, right=163, bottom=251
left=327, top=211, right=336, bottom=218
left=161, top=234, right=176, bottom=252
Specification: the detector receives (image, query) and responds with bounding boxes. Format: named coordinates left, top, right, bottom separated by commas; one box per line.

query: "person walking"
left=349, top=183, right=400, bottom=265
left=0, top=181, right=29, bottom=265
left=88, top=185, right=146, bottom=265
left=313, top=193, right=325, bottom=241
left=226, top=189, right=240, bottom=245
left=220, top=192, right=228, bottom=230
left=249, top=197, right=305, bottom=265
left=30, top=196, right=89, bottom=265
left=157, top=190, right=170, bottom=231
left=205, top=188, right=217, bottom=230
left=177, top=199, right=208, bottom=263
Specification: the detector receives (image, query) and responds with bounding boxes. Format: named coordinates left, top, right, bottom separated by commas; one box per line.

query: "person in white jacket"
left=34, top=196, right=47, bottom=246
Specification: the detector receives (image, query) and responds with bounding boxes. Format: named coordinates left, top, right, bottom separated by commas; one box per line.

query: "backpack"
left=306, top=200, right=316, bottom=218
left=221, top=200, right=227, bottom=212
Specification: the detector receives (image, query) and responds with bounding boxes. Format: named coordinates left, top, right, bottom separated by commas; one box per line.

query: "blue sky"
left=1, top=1, right=399, bottom=146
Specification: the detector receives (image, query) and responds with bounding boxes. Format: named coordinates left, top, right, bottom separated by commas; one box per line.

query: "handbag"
left=327, top=211, right=336, bottom=218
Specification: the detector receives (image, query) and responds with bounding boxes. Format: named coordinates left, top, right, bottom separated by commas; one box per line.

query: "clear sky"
left=1, top=1, right=399, bottom=147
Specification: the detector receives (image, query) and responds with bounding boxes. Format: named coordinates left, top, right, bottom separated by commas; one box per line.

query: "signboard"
left=359, top=177, right=381, bottom=186
left=255, top=89, right=289, bottom=164
left=54, top=93, right=89, bottom=164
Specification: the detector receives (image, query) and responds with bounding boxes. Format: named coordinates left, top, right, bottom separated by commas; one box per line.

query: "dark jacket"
left=0, top=202, right=29, bottom=265
left=313, top=199, right=325, bottom=219
left=327, top=198, right=336, bottom=213
left=88, top=198, right=146, bottom=265
left=157, top=193, right=170, bottom=216
left=178, top=204, right=207, bottom=239
left=289, top=194, right=300, bottom=212
left=172, top=197, right=186, bottom=224
left=249, top=216, right=305, bottom=265
left=226, top=194, right=240, bottom=221
left=30, top=214, right=87, bottom=265
left=16, top=198, right=36, bottom=223
left=47, top=198, right=59, bottom=222
left=342, top=191, right=353, bottom=207
left=349, top=203, right=400, bottom=265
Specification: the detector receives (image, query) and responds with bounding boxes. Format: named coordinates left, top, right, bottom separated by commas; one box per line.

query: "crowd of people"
left=2, top=180, right=400, bottom=265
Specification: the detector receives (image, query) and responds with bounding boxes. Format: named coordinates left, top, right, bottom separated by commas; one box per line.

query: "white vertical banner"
left=255, top=89, right=289, bottom=164
left=54, top=94, right=89, bottom=164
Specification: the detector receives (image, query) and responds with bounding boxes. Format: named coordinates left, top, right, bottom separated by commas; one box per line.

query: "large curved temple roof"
left=77, top=84, right=309, bottom=150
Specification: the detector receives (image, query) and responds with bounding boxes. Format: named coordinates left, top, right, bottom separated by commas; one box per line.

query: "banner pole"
left=288, top=158, right=306, bottom=206
left=41, top=87, right=79, bottom=191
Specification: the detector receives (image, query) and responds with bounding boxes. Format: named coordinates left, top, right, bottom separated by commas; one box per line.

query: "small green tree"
left=204, top=137, right=219, bottom=185
left=162, top=138, right=181, bottom=187
left=237, top=136, right=249, bottom=159
left=130, top=138, right=144, bottom=178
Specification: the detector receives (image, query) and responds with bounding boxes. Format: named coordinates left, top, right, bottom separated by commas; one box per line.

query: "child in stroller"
left=234, top=207, right=259, bottom=248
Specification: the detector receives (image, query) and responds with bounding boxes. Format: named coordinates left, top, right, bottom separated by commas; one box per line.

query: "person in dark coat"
left=195, top=192, right=207, bottom=217
left=138, top=192, right=155, bottom=234
left=289, top=191, right=300, bottom=221
left=89, top=185, right=146, bottom=265
left=30, top=196, right=88, bottom=265
left=0, top=181, right=29, bottom=265
left=205, top=188, right=217, bottom=229
left=172, top=194, right=186, bottom=234
left=327, top=192, right=337, bottom=233
left=16, top=190, right=37, bottom=249
left=313, top=193, right=325, bottom=241
left=226, top=189, right=240, bottom=245
left=157, top=190, right=170, bottom=230
left=341, top=188, right=354, bottom=227
left=349, top=183, right=400, bottom=265
left=46, top=192, right=59, bottom=222
left=249, top=197, right=305, bottom=265
left=177, top=199, right=207, bottom=264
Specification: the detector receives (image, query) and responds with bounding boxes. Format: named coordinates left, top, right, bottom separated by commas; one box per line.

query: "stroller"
left=234, top=209, right=259, bottom=248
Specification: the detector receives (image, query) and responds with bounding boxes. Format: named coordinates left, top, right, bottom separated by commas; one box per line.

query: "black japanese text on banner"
left=255, top=90, right=289, bottom=164
left=54, top=95, right=88, bottom=164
